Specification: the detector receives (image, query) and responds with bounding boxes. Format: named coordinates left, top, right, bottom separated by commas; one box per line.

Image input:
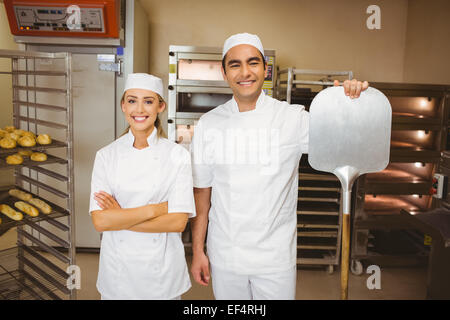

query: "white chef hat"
left=222, top=33, right=265, bottom=58
left=124, top=73, right=164, bottom=100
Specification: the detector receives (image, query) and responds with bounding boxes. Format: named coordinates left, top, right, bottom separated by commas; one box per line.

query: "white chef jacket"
left=191, top=91, right=309, bottom=275
left=89, top=128, right=196, bottom=299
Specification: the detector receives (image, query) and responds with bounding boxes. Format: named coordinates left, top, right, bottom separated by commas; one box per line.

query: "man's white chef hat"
left=124, top=73, right=164, bottom=100
left=222, top=33, right=265, bottom=58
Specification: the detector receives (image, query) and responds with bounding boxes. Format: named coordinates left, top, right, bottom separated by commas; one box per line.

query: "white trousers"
left=210, top=265, right=297, bottom=300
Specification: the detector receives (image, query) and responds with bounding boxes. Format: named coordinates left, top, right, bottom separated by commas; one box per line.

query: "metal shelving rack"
left=0, top=49, right=75, bottom=300
left=276, top=67, right=353, bottom=273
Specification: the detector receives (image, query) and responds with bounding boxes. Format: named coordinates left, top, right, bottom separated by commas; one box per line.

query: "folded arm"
left=91, top=190, right=188, bottom=233
left=128, top=213, right=188, bottom=233
left=90, top=197, right=168, bottom=232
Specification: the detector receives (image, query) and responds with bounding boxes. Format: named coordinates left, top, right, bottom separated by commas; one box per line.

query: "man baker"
left=190, top=33, right=368, bottom=300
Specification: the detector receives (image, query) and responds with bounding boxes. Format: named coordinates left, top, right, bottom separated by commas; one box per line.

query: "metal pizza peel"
left=308, top=86, right=392, bottom=300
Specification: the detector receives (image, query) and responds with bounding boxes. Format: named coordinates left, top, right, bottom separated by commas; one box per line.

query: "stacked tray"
left=0, top=246, right=68, bottom=300
left=297, top=155, right=342, bottom=271
left=0, top=138, right=67, bottom=169
left=0, top=187, right=69, bottom=236
left=0, top=139, right=67, bottom=155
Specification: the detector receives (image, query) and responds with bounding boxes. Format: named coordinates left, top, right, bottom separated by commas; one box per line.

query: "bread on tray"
left=37, top=134, right=52, bottom=145
left=30, top=152, right=47, bottom=162
left=0, top=204, right=23, bottom=221
left=14, top=201, right=39, bottom=217
left=9, top=189, right=32, bottom=202
left=29, top=197, right=52, bottom=214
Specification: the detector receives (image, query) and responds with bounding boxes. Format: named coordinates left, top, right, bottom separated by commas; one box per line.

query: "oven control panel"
left=13, top=5, right=105, bottom=33
left=4, top=0, right=120, bottom=38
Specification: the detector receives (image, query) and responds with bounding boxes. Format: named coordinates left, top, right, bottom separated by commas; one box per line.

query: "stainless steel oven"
left=167, top=45, right=276, bottom=145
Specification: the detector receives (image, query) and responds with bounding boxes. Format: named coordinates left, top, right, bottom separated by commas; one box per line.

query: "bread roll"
left=18, top=150, right=33, bottom=157
left=14, top=201, right=39, bottom=217
left=18, top=135, right=36, bottom=147
left=8, top=132, right=20, bottom=141
left=37, top=134, right=52, bottom=145
left=22, top=131, right=36, bottom=139
left=6, top=154, right=23, bottom=165
left=14, top=129, right=25, bottom=136
left=29, top=197, right=52, bottom=214
left=0, top=137, right=16, bottom=149
left=4, top=126, right=15, bottom=133
left=30, top=152, right=47, bottom=162
left=9, top=189, right=32, bottom=202
left=0, top=204, right=23, bottom=221
left=0, top=129, right=7, bottom=138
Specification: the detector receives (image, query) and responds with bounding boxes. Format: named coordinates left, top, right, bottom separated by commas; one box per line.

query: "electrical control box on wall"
left=432, top=173, right=447, bottom=199
left=3, top=0, right=120, bottom=38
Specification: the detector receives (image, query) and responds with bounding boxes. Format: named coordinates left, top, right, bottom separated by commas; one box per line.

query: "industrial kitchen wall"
left=137, top=0, right=449, bottom=134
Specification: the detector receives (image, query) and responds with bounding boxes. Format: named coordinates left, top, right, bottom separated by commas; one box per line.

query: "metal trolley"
left=276, top=67, right=353, bottom=273
left=167, top=45, right=276, bottom=248
left=0, top=49, right=76, bottom=300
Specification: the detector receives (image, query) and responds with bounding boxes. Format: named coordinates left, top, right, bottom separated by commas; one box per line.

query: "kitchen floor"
left=0, top=228, right=428, bottom=300
left=75, top=251, right=428, bottom=300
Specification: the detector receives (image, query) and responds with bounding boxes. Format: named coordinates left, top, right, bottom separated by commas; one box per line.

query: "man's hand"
left=191, top=251, right=211, bottom=286
left=94, top=191, right=121, bottom=210
left=334, top=79, right=369, bottom=99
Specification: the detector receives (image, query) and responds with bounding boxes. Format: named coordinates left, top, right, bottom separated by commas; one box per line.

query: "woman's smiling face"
left=121, top=88, right=165, bottom=134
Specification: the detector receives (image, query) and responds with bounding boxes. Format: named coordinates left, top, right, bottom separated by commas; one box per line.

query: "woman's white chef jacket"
left=89, top=128, right=196, bottom=299
left=191, top=91, right=309, bottom=275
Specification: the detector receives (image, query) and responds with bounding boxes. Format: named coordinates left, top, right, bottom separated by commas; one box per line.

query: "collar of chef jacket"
left=230, top=90, right=266, bottom=113
left=124, top=126, right=158, bottom=149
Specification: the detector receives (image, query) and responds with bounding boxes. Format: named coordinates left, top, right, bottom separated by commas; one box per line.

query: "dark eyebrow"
left=126, top=95, right=155, bottom=99
left=247, top=56, right=262, bottom=63
left=227, top=59, right=241, bottom=66
left=227, top=56, right=262, bottom=66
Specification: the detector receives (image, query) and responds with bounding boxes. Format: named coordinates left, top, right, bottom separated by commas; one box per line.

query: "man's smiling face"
left=222, top=44, right=268, bottom=104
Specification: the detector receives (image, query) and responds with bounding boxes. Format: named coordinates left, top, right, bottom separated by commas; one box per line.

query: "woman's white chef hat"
left=124, top=73, right=164, bottom=100
left=222, top=33, right=265, bottom=58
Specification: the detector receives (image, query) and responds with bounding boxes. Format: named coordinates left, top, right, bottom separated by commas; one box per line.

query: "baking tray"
left=297, top=201, right=340, bottom=216
left=0, top=139, right=67, bottom=155
left=364, top=167, right=431, bottom=195
left=390, top=141, right=441, bottom=162
left=363, top=195, right=426, bottom=216
left=391, top=112, right=441, bottom=131
left=0, top=153, right=67, bottom=169
left=0, top=187, right=69, bottom=235
left=0, top=246, right=66, bottom=300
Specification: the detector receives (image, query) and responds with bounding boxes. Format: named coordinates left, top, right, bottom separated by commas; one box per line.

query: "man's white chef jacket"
left=191, top=91, right=309, bottom=274
left=89, top=128, right=196, bottom=299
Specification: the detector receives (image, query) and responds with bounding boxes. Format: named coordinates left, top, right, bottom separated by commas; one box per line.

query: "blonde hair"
left=120, top=91, right=167, bottom=139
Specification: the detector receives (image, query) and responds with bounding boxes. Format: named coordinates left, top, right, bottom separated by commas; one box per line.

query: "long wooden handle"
left=341, top=213, right=350, bottom=300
